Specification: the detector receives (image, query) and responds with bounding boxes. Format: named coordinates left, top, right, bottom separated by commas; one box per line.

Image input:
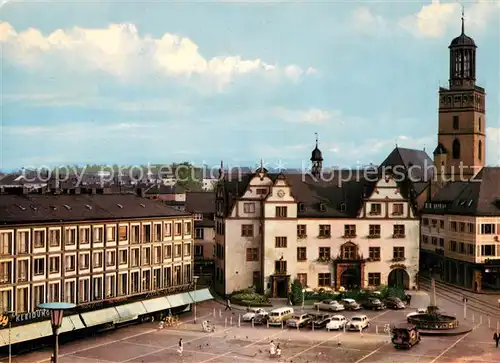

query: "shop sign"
left=0, top=309, right=49, bottom=328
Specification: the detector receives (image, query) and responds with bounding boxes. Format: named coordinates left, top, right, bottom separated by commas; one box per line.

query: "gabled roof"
left=380, top=147, right=434, bottom=182
left=185, top=192, right=215, bottom=214
left=0, top=193, right=188, bottom=225
left=422, top=167, right=500, bottom=216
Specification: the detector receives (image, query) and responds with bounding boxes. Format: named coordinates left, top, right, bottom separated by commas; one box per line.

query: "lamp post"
left=302, top=289, right=305, bottom=309
left=5, top=311, right=14, bottom=363
left=193, top=276, right=199, bottom=323
left=39, top=302, right=76, bottom=363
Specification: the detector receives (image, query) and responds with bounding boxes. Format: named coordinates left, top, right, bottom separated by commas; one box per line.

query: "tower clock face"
left=277, top=190, right=285, bottom=197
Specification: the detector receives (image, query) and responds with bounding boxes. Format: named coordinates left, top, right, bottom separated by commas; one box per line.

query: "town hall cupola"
left=310, top=133, right=323, bottom=178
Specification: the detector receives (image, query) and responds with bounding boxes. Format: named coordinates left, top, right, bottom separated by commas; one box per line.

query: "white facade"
left=216, top=171, right=419, bottom=296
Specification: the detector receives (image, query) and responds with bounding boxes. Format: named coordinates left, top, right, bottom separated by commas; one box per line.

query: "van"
left=267, top=307, right=294, bottom=326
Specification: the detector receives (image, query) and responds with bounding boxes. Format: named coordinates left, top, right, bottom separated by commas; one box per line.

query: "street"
left=2, top=291, right=500, bottom=363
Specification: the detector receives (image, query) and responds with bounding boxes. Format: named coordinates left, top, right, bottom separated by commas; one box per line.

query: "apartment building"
left=0, top=189, right=197, bottom=325
left=214, top=145, right=425, bottom=297
left=420, top=168, right=500, bottom=292
left=185, top=192, right=216, bottom=285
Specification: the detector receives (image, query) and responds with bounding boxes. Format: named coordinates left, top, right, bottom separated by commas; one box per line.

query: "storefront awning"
left=1, top=321, right=51, bottom=345
left=188, top=288, right=213, bottom=303
left=115, top=301, right=147, bottom=323
left=141, top=297, right=171, bottom=313
left=59, top=315, right=85, bottom=333
left=80, top=307, right=121, bottom=328
left=166, top=292, right=193, bottom=308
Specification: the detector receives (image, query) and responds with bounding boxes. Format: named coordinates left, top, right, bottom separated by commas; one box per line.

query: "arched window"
left=478, top=140, right=482, bottom=161
left=452, top=139, right=461, bottom=159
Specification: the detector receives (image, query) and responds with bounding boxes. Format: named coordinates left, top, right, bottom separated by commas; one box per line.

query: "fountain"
left=406, top=279, right=471, bottom=336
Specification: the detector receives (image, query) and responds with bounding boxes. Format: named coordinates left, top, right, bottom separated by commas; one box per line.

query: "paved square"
left=3, top=302, right=500, bottom=362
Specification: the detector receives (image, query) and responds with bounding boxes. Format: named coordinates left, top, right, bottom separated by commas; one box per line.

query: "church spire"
left=315, top=132, right=319, bottom=148
left=461, top=4, right=465, bottom=35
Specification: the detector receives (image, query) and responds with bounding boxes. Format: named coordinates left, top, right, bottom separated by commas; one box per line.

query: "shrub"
left=290, top=279, right=304, bottom=305
left=230, top=291, right=271, bottom=307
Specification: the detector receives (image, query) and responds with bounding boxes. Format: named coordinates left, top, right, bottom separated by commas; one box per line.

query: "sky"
left=1, top=0, right=499, bottom=171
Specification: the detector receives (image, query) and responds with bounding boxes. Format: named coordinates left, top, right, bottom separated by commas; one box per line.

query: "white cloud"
left=486, top=127, right=500, bottom=166
left=0, top=22, right=314, bottom=89
left=273, top=107, right=338, bottom=125
left=399, top=0, right=500, bottom=38
left=351, top=7, right=387, bottom=33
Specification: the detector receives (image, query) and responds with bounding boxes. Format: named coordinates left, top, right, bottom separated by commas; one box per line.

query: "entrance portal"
left=271, top=275, right=290, bottom=298
left=388, top=268, right=410, bottom=290
left=340, top=268, right=361, bottom=290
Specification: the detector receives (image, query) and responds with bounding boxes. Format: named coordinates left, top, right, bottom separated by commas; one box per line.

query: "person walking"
left=224, top=298, right=232, bottom=311
left=177, top=338, right=184, bottom=355
left=407, top=294, right=412, bottom=306
left=494, top=332, right=499, bottom=348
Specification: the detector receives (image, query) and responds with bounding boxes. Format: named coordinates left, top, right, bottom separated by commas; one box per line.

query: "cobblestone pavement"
left=3, top=296, right=500, bottom=363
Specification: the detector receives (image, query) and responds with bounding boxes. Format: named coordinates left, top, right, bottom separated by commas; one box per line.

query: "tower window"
left=478, top=140, right=482, bottom=161
left=478, top=117, right=481, bottom=132
left=452, top=116, right=459, bottom=130
left=452, top=139, right=461, bottom=159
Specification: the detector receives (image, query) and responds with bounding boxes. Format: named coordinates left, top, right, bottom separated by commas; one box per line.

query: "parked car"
left=326, top=315, right=348, bottom=331
left=406, top=308, right=427, bottom=322
left=307, top=313, right=332, bottom=329
left=242, top=308, right=267, bottom=322
left=361, top=298, right=386, bottom=310
left=347, top=315, right=370, bottom=331
left=314, top=300, right=345, bottom=312
left=385, top=297, right=405, bottom=310
left=341, top=298, right=362, bottom=310
left=268, top=307, right=294, bottom=326
left=286, top=313, right=312, bottom=328
left=253, top=312, right=268, bottom=325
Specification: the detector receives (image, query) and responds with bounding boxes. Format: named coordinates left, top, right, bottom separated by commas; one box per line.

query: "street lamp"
left=5, top=311, right=14, bottom=363
left=193, top=276, right=199, bottom=323
left=302, top=289, right=305, bottom=309
left=39, top=302, right=76, bottom=363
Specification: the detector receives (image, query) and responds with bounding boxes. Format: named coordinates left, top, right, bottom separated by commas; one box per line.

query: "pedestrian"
left=276, top=343, right=281, bottom=357
left=177, top=338, right=183, bottom=355
left=407, top=294, right=412, bottom=306
left=225, top=299, right=232, bottom=311
left=494, top=332, right=499, bottom=348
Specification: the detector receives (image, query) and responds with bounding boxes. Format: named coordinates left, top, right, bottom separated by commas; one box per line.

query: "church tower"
left=311, top=133, right=323, bottom=178
left=434, top=10, right=486, bottom=181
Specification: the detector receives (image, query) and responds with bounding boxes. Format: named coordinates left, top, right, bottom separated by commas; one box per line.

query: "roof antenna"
left=260, top=158, right=264, bottom=170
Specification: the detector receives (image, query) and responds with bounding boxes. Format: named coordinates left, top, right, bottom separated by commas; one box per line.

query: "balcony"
left=273, top=270, right=288, bottom=276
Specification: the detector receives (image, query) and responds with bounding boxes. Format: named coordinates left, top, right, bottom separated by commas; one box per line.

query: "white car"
left=347, top=315, right=370, bottom=331
left=314, top=300, right=345, bottom=312
left=326, top=315, right=348, bottom=331
left=242, top=308, right=267, bottom=322
left=406, top=308, right=427, bottom=321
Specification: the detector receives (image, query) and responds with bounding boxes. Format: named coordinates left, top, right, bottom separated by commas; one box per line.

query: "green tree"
left=290, top=279, right=304, bottom=305
left=172, top=162, right=202, bottom=191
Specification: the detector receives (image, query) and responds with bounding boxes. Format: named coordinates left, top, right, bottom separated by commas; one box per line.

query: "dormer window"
left=340, top=203, right=346, bottom=212
left=319, top=203, right=326, bottom=212
left=298, top=203, right=305, bottom=212
left=194, top=213, right=203, bottom=221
